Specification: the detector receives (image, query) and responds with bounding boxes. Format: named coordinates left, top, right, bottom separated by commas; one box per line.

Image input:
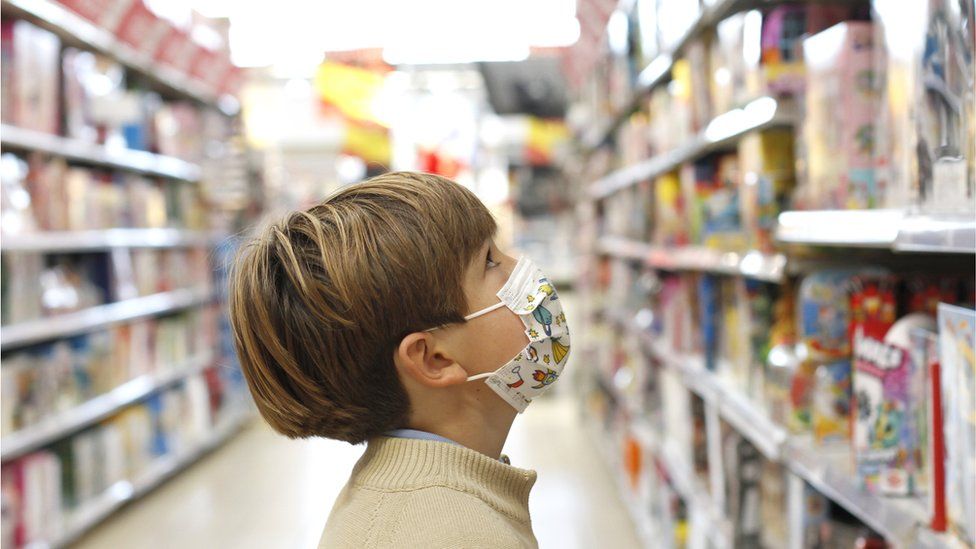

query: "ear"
left=394, top=332, right=470, bottom=388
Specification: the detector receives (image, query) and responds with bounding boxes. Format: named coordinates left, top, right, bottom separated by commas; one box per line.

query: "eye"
left=486, top=249, right=500, bottom=269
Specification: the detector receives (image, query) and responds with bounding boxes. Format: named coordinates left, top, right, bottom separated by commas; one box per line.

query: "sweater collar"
left=351, top=436, right=537, bottom=523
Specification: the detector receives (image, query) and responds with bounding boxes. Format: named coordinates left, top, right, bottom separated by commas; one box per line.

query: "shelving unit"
left=1, top=229, right=224, bottom=252
left=575, top=0, right=975, bottom=544
left=597, top=235, right=787, bottom=282
left=0, top=2, right=253, bottom=547
left=0, top=0, right=238, bottom=114
left=589, top=96, right=791, bottom=199
left=0, top=124, right=202, bottom=181
left=776, top=209, right=976, bottom=255
left=0, top=287, right=213, bottom=350
left=49, top=410, right=253, bottom=549
left=1, top=353, right=215, bottom=461
left=609, top=312, right=949, bottom=549
left=580, top=0, right=740, bottom=151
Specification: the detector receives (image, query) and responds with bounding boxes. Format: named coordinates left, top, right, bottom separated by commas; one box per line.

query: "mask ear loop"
left=424, top=300, right=507, bottom=332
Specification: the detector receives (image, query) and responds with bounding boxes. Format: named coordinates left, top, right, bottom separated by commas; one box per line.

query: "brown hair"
left=228, top=172, right=496, bottom=444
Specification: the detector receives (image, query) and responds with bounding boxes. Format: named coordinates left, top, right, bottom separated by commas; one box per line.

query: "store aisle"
left=74, top=395, right=640, bottom=549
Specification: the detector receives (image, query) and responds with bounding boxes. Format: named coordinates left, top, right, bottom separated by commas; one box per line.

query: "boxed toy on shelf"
left=937, top=303, right=976, bottom=544
left=874, top=0, right=976, bottom=214
left=1, top=371, right=221, bottom=549
left=797, top=21, right=879, bottom=210
left=0, top=152, right=208, bottom=233
left=738, top=128, right=795, bottom=253
left=0, top=19, right=61, bottom=135
left=852, top=311, right=935, bottom=496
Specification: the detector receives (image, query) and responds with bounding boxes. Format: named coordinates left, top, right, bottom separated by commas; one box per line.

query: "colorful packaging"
left=701, top=154, right=746, bottom=251
left=937, top=304, right=976, bottom=543
left=798, top=22, right=878, bottom=209
left=720, top=278, right=751, bottom=387
left=853, top=313, right=935, bottom=495
left=653, top=171, right=687, bottom=246
left=112, top=0, right=169, bottom=59
left=759, top=5, right=855, bottom=96
left=765, top=281, right=798, bottom=425
left=0, top=20, right=61, bottom=134
left=698, top=274, right=722, bottom=371
left=792, top=270, right=859, bottom=432
left=812, top=360, right=853, bottom=444
left=744, top=280, right=777, bottom=402
left=738, top=128, right=796, bottom=253
left=874, top=0, right=975, bottom=211
left=680, top=158, right=716, bottom=245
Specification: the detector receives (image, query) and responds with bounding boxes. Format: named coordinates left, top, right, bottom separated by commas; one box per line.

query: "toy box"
left=759, top=5, right=855, bottom=96
left=812, top=360, right=852, bottom=444
left=738, top=128, right=796, bottom=253
left=112, top=0, right=169, bottom=59
left=701, top=154, right=746, bottom=251
left=874, top=0, right=975, bottom=212
left=698, top=275, right=722, bottom=372
left=938, top=303, right=976, bottom=543
left=791, top=270, right=860, bottom=433
left=653, top=172, right=687, bottom=246
left=1, top=20, right=61, bottom=134
left=680, top=158, right=716, bottom=245
left=764, top=281, right=798, bottom=425
left=798, top=22, right=878, bottom=209
left=853, top=313, right=935, bottom=495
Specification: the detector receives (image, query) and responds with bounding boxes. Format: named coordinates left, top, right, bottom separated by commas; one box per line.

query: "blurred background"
left=0, top=0, right=974, bottom=548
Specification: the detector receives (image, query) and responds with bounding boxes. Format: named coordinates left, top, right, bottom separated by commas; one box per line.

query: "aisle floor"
left=75, top=395, right=641, bottom=549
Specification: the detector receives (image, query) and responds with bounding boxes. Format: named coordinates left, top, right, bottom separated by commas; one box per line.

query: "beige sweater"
left=318, top=436, right=538, bottom=549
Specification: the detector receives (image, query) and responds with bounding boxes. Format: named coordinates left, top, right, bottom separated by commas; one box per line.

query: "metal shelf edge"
left=0, top=124, right=202, bottom=181
left=579, top=0, right=740, bottom=153
left=0, top=287, right=213, bottom=349
left=0, top=353, right=215, bottom=461
left=589, top=97, right=789, bottom=199
left=1, top=229, right=226, bottom=252
left=49, top=410, right=253, bottom=548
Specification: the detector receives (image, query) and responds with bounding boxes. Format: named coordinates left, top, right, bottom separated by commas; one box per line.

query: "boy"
left=228, top=172, right=571, bottom=548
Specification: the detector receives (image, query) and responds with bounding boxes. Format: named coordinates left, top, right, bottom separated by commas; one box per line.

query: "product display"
left=576, top=0, right=975, bottom=547
left=0, top=3, right=251, bottom=547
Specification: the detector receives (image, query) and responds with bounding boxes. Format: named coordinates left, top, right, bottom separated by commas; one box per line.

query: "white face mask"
left=438, top=255, right=571, bottom=413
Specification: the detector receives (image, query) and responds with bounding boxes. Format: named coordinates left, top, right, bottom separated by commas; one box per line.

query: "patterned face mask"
left=450, top=255, right=571, bottom=413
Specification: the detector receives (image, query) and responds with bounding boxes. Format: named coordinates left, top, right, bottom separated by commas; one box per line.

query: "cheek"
left=468, top=309, right=530, bottom=372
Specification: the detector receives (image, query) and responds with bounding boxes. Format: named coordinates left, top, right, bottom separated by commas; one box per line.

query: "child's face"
left=449, top=239, right=530, bottom=379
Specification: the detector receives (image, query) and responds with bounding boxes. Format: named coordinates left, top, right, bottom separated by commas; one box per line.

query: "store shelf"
left=609, top=312, right=949, bottom=547
left=0, top=0, right=237, bottom=114
left=0, top=287, right=213, bottom=350
left=783, top=439, right=938, bottom=549
left=1, top=229, right=225, bottom=253
left=0, top=124, right=202, bottom=181
left=776, top=209, right=976, bottom=254
left=589, top=96, right=791, bottom=199
left=585, top=419, right=658, bottom=549
left=580, top=0, right=740, bottom=150
left=1, top=353, right=215, bottom=461
left=597, top=236, right=787, bottom=282
left=49, top=410, right=254, bottom=548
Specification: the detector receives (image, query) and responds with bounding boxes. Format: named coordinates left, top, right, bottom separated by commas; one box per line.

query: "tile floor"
left=73, top=394, right=641, bottom=549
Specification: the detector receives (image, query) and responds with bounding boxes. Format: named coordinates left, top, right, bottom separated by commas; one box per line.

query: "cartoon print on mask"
left=507, top=365, right=525, bottom=388
left=551, top=338, right=570, bottom=365
left=531, top=368, right=559, bottom=389
left=533, top=304, right=554, bottom=336
left=525, top=346, right=539, bottom=363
